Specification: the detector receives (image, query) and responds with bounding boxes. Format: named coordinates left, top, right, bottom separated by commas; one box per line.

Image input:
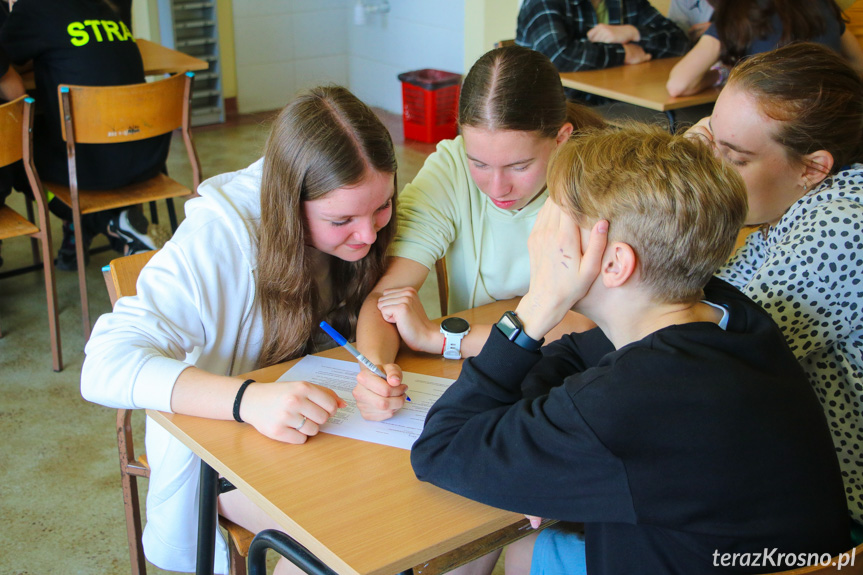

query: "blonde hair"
left=257, top=86, right=397, bottom=367
left=548, top=124, right=748, bottom=303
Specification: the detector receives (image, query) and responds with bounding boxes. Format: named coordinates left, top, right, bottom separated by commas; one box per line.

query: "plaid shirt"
left=516, top=0, right=689, bottom=102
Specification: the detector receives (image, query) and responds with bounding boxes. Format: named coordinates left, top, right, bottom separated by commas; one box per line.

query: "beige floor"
left=0, top=99, right=709, bottom=575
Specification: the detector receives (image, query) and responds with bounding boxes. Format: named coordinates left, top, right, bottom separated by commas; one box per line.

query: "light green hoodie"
left=392, top=136, right=547, bottom=314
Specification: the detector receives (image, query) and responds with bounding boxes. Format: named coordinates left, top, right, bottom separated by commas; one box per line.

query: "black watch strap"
left=495, top=311, right=544, bottom=351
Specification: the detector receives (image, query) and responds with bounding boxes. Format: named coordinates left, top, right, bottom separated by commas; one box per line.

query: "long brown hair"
left=727, top=42, right=863, bottom=173
left=459, top=45, right=605, bottom=137
left=257, top=86, right=397, bottom=367
left=712, top=0, right=845, bottom=65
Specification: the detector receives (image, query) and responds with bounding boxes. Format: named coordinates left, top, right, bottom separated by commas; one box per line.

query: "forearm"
left=170, top=366, right=248, bottom=420
left=666, top=36, right=721, bottom=97
left=522, top=15, right=625, bottom=70
left=630, top=1, right=689, bottom=57
left=460, top=311, right=593, bottom=359
left=453, top=323, right=491, bottom=358
left=636, top=26, right=689, bottom=58
left=356, top=292, right=402, bottom=366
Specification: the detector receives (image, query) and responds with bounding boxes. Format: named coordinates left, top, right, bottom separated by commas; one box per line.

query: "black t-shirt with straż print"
left=0, top=0, right=170, bottom=189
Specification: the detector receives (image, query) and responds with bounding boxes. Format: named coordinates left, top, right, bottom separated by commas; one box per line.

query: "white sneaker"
left=109, top=209, right=165, bottom=254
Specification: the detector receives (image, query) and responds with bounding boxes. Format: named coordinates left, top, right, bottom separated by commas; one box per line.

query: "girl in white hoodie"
left=81, top=85, right=398, bottom=574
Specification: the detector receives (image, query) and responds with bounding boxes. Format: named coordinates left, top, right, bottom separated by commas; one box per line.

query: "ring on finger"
left=296, top=415, right=307, bottom=431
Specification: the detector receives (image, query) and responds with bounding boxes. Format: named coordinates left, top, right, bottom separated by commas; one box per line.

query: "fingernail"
left=597, top=220, right=609, bottom=233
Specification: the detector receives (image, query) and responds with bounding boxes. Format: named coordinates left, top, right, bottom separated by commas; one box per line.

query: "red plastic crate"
left=398, top=69, right=461, bottom=144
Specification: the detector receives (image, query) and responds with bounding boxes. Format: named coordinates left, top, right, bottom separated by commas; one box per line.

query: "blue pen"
left=319, top=321, right=410, bottom=401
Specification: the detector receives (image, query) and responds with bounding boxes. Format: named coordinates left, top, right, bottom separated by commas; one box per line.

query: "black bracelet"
left=232, top=379, right=255, bottom=423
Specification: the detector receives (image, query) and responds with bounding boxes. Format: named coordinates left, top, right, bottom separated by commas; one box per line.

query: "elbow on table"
left=410, top=444, right=433, bottom=481
left=666, top=76, right=691, bottom=98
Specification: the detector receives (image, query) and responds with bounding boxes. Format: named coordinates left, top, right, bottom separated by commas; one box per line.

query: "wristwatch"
left=495, top=311, right=544, bottom=351
left=440, top=317, right=470, bottom=360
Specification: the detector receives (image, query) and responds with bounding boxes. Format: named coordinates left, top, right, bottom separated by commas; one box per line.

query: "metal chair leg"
left=166, top=198, right=178, bottom=232
left=149, top=201, right=159, bottom=225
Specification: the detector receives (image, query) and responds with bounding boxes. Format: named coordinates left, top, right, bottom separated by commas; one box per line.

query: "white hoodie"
left=82, top=158, right=268, bottom=574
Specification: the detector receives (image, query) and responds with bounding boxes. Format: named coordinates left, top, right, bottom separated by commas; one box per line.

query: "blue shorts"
left=529, top=527, right=587, bottom=575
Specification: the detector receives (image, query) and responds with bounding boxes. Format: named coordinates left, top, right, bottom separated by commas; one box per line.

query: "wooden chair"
left=49, top=71, right=202, bottom=341
left=494, top=39, right=516, bottom=48
left=434, top=257, right=449, bottom=317
left=0, top=95, right=62, bottom=371
left=103, top=251, right=253, bottom=575
left=761, top=541, right=863, bottom=574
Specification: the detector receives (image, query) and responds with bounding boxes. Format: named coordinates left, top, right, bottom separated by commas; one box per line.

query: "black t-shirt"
left=0, top=45, right=9, bottom=79
left=0, top=0, right=170, bottom=189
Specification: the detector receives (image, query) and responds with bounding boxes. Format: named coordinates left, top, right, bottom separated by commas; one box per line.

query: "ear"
left=556, top=122, right=574, bottom=145
left=601, top=242, right=637, bottom=289
left=800, top=150, right=834, bottom=188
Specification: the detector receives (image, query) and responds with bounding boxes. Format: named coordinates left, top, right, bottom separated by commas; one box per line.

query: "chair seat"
left=0, top=205, right=39, bottom=240
left=219, top=517, right=254, bottom=558
left=47, top=174, right=191, bottom=215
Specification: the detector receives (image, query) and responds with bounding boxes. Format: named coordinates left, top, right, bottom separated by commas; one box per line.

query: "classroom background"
left=2, top=0, right=863, bottom=573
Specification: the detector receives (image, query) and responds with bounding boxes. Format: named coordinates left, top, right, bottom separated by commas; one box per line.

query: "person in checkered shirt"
left=516, top=0, right=688, bottom=103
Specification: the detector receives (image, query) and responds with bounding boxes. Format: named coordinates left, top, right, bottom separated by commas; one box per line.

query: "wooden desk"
left=21, top=39, right=209, bottom=90
left=148, top=298, right=544, bottom=575
left=559, top=56, right=720, bottom=128
left=136, top=38, right=209, bottom=76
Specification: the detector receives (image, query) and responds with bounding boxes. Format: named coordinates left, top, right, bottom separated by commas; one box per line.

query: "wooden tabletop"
left=136, top=38, right=209, bottom=75
left=148, top=298, right=532, bottom=575
left=559, top=56, right=720, bottom=112
left=21, top=39, right=209, bottom=91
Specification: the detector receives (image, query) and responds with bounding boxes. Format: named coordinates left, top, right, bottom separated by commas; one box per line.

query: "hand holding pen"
left=319, top=321, right=411, bottom=405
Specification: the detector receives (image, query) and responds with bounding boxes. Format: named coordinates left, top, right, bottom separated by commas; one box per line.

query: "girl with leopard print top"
left=689, top=42, right=863, bottom=538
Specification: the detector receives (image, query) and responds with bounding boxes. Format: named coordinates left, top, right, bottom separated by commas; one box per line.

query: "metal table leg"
left=196, top=460, right=219, bottom=575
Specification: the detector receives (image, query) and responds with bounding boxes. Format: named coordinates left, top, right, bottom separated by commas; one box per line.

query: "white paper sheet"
left=278, top=355, right=454, bottom=450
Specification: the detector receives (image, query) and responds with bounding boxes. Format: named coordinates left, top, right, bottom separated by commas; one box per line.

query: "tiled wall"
left=232, top=0, right=351, bottom=113
left=349, top=0, right=466, bottom=113
left=232, top=0, right=464, bottom=114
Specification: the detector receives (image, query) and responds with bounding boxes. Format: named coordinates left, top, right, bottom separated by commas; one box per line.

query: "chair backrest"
left=494, top=39, right=516, bottom=48
left=0, top=95, right=51, bottom=229
left=105, top=250, right=159, bottom=305
left=58, top=70, right=202, bottom=193
left=0, top=95, right=27, bottom=168
left=58, top=72, right=191, bottom=144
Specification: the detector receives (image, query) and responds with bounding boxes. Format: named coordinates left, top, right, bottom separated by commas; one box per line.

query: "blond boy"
left=411, top=125, right=849, bottom=575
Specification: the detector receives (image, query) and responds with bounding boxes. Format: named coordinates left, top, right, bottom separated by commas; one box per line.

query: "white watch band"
left=442, top=332, right=467, bottom=360
left=440, top=318, right=470, bottom=360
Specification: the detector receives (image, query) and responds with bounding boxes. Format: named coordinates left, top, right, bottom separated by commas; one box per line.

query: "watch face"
left=441, top=316, right=470, bottom=335
left=497, top=311, right=520, bottom=340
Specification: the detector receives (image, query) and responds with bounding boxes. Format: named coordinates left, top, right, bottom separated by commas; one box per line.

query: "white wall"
left=231, top=0, right=464, bottom=114
left=348, top=0, right=465, bottom=114
left=463, top=0, right=520, bottom=73
left=232, top=0, right=351, bottom=113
